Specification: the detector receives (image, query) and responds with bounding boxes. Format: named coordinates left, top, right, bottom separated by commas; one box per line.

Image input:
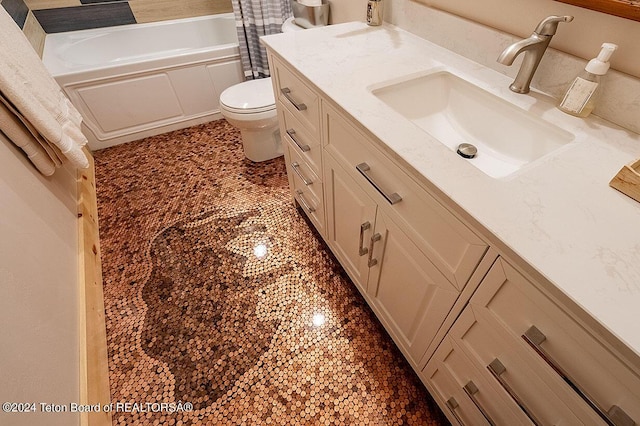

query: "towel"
left=0, top=8, right=88, bottom=174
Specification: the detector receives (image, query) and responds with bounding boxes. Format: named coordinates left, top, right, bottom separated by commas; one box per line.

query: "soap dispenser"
left=558, top=43, right=618, bottom=118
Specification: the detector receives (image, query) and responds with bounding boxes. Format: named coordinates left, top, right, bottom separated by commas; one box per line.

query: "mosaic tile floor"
left=94, top=119, right=450, bottom=426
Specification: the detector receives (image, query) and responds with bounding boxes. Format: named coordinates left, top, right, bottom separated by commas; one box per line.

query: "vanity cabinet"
left=320, top=100, right=488, bottom=367
left=324, top=153, right=459, bottom=365
left=266, top=47, right=640, bottom=426
left=424, top=256, right=640, bottom=426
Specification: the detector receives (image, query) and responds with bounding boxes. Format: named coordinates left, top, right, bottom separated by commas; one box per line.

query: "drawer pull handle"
left=463, top=381, right=496, bottom=426
left=356, top=162, right=402, bottom=205
left=359, top=222, right=371, bottom=256
left=523, top=325, right=635, bottom=426
left=295, top=190, right=315, bottom=213
left=446, top=397, right=466, bottom=425
left=487, top=358, right=542, bottom=426
left=281, top=87, right=307, bottom=111
left=367, top=233, right=382, bottom=267
left=291, top=162, right=312, bottom=186
left=286, top=129, right=311, bottom=152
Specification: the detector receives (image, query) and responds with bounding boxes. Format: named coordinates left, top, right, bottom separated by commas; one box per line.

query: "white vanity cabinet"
left=265, top=46, right=640, bottom=426
left=324, top=152, right=459, bottom=365
left=320, top=100, right=489, bottom=367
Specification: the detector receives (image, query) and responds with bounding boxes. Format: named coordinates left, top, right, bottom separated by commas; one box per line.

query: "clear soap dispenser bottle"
left=558, top=42, right=618, bottom=118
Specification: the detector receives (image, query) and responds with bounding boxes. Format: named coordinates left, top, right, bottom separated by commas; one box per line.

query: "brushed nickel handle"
left=286, top=129, right=310, bottom=152
left=359, top=221, right=371, bottom=256
left=523, top=325, right=635, bottom=426
left=281, top=87, right=307, bottom=111
left=291, top=162, right=312, bottom=186
left=295, top=190, right=315, bottom=213
left=367, top=233, right=381, bottom=267
left=356, top=162, right=402, bottom=205
left=463, top=381, right=496, bottom=426
left=446, top=397, right=466, bottom=425
left=487, top=358, right=542, bottom=426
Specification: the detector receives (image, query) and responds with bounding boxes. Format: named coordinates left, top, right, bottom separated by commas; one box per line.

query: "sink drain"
left=457, top=143, right=477, bottom=159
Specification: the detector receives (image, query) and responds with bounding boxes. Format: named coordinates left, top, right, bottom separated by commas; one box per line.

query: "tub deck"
left=42, top=13, right=244, bottom=150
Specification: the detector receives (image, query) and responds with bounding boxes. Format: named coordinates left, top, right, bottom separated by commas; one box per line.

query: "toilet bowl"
left=219, top=78, right=281, bottom=162
left=219, top=18, right=304, bottom=162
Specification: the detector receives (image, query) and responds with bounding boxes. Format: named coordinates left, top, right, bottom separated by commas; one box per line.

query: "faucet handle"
left=533, top=15, right=573, bottom=36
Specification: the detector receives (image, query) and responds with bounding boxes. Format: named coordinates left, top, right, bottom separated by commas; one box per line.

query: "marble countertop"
left=261, top=22, right=640, bottom=358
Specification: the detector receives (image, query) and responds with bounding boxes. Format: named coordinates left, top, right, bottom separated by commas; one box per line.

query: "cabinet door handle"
left=446, top=397, right=467, bottom=425
left=487, top=358, right=542, bottom=426
left=281, top=87, right=307, bottom=111
left=291, top=162, right=312, bottom=186
left=286, top=129, right=311, bottom=152
left=367, top=233, right=382, bottom=267
left=356, top=162, right=402, bottom=205
left=359, top=222, right=371, bottom=256
left=463, top=381, right=496, bottom=426
left=523, top=325, right=635, bottom=426
left=295, top=190, right=315, bottom=213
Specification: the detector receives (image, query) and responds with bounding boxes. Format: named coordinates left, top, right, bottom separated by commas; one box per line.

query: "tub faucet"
left=497, top=15, right=573, bottom=94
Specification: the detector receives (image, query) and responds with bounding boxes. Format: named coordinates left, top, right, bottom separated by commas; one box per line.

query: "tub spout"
left=497, top=15, right=573, bottom=94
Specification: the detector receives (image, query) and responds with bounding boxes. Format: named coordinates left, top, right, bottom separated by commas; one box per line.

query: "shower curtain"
left=233, top=0, right=292, bottom=79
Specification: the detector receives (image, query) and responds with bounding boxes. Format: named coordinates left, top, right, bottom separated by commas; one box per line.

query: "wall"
left=329, top=0, right=640, bottom=78
left=415, top=0, right=640, bottom=79
left=1, top=0, right=46, bottom=55
left=5, top=0, right=232, bottom=34
left=328, top=0, right=640, bottom=134
left=0, top=135, right=80, bottom=426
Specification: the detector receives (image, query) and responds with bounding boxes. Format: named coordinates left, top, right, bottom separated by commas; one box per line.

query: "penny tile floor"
left=94, top=119, right=450, bottom=425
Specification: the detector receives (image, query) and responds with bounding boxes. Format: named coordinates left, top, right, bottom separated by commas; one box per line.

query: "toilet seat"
left=219, top=78, right=276, bottom=114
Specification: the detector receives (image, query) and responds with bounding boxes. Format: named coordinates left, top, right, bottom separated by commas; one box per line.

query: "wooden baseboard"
left=78, top=147, right=112, bottom=426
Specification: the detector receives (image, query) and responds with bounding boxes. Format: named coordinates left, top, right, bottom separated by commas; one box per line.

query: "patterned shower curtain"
left=233, top=0, right=292, bottom=79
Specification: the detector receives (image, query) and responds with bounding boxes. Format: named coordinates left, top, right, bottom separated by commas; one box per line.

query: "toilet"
left=219, top=78, right=281, bottom=162
left=219, top=18, right=303, bottom=162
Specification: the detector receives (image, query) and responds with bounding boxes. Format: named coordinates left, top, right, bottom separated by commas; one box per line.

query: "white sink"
left=371, top=71, right=574, bottom=178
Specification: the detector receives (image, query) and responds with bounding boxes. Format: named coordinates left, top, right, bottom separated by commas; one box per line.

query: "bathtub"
left=43, top=14, right=244, bottom=150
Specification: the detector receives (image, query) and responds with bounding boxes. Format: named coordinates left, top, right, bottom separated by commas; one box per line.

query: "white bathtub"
left=43, top=14, right=244, bottom=150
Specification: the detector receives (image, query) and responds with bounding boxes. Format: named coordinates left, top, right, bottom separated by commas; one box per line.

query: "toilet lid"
left=220, top=78, right=276, bottom=113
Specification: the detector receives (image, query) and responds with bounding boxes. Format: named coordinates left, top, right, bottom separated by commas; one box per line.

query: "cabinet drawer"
left=272, top=56, right=320, bottom=136
left=471, top=257, right=640, bottom=426
left=287, top=145, right=325, bottom=235
left=424, top=337, right=531, bottom=426
left=280, top=106, right=322, bottom=176
left=323, top=102, right=487, bottom=289
left=451, top=306, right=601, bottom=425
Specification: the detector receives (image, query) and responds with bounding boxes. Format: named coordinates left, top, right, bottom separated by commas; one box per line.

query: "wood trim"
left=555, top=0, right=640, bottom=22
left=78, top=147, right=112, bottom=426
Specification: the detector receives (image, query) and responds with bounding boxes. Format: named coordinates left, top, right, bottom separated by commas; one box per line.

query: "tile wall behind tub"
left=25, top=0, right=233, bottom=33
left=2, top=0, right=46, bottom=56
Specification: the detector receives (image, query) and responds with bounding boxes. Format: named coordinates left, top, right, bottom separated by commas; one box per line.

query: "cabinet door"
left=367, top=210, right=459, bottom=364
left=323, top=153, right=377, bottom=293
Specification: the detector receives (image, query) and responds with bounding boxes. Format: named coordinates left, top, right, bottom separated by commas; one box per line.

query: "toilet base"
left=239, top=124, right=283, bottom=162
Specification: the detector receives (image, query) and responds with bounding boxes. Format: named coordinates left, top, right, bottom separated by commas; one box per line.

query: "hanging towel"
left=0, top=8, right=88, bottom=175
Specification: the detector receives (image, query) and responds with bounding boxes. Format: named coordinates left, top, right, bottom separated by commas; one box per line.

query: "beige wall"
left=0, top=135, right=80, bottom=426
left=329, top=0, right=640, bottom=78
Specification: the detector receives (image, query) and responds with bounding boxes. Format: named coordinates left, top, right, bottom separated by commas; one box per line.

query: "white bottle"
left=558, top=43, right=618, bottom=118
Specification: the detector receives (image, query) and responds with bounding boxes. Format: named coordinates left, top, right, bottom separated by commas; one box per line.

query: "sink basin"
left=371, top=71, right=574, bottom=178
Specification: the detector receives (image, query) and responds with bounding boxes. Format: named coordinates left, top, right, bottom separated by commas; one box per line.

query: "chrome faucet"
left=497, top=15, right=573, bottom=94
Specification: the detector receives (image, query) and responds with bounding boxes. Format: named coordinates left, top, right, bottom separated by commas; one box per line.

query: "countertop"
left=261, top=22, right=640, bottom=359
